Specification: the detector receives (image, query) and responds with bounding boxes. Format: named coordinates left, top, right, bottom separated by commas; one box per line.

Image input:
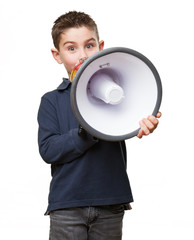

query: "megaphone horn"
left=70, top=47, right=162, bottom=141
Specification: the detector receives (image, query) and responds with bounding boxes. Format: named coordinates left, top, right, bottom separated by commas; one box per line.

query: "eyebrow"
left=85, top=38, right=96, bottom=43
left=63, top=41, right=76, bottom=46
left=63, top=38, right=97, bottom=46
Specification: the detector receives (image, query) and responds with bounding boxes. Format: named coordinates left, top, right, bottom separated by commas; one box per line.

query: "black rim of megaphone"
left=70, top=47, right=162, bottom=141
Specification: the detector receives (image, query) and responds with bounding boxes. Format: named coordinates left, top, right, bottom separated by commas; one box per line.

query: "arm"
left=137, top=112, right=162, bottom=138
left=37, top=96, right=98, bottom=164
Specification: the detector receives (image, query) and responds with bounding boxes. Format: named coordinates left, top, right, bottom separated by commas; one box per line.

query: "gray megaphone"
left=70, top=47, right=162, bottom=141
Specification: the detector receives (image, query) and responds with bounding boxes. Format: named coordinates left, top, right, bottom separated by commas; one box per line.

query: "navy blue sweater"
left=38, top=78, right=133, bottom=214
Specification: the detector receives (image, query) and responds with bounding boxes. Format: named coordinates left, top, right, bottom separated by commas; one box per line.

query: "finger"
left=139, top=120, right=150, bottom=136
left=147, top=115, right=159, bottom=126
left=143, top=118, right=155, bottom=131
left=137, top=128, right=143, bottom=139
left=156, top=111, right=162, bottom=118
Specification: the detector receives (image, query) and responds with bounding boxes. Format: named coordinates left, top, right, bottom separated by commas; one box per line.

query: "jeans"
left=49, top=204, right=125, bottom=240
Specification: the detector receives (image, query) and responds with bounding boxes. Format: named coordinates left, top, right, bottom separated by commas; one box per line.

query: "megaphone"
left=70, top=47, right=162, bottom=141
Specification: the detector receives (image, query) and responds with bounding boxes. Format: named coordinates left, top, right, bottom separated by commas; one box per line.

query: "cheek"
left=64, top=57, right=77, bottom=71
left=88, top=48, right=100, bottom=57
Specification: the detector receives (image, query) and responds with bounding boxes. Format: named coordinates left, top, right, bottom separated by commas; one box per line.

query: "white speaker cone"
left=89, top=72, right=124, bottom=105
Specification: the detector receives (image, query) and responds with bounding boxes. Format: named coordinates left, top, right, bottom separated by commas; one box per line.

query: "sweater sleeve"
left=37, top=95, right=98, bottom=164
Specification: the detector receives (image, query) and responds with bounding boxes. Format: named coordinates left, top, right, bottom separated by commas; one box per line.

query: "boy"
left=38, top=11, right=161, bottom=240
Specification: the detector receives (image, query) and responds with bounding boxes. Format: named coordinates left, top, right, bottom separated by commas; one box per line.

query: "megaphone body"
left=70, top=47, right=162, bottom=141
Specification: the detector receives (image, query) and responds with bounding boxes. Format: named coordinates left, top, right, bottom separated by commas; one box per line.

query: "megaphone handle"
left=78, top=125, right=87, bottom=138
left=78, top=125, right=98, bottom=141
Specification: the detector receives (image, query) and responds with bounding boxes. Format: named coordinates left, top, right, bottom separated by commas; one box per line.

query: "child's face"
left=51, top=26, right=104, bottom=78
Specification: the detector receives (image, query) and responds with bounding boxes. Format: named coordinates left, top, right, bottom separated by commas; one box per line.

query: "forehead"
left=60, top=26, right=98, bottom=44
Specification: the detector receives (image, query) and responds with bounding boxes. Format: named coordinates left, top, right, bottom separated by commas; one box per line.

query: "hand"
left=137, top=112, right=162, bottom=139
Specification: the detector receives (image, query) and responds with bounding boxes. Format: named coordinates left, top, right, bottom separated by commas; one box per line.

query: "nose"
left=79, top=57, right=87, bottom=63
left=79, top=48, right=88, bottom=62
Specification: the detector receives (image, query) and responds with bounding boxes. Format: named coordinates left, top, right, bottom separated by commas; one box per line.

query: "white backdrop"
left=0, top=0, right=193, bottom=239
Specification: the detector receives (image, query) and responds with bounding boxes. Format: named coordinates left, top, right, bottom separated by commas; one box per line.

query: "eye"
left=86, top=44, right=93, bottom=49
left=68, top=46, right=75, bottom=51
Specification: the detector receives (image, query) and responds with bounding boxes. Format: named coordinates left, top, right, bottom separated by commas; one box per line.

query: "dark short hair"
left=52, top=11, right=99, bottom=50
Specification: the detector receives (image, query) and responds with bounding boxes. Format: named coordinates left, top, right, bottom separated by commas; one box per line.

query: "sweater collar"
left=57, top=78, right=71, bottom=91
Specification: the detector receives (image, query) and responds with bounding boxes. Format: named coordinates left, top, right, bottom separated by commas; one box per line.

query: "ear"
left=51, top=48, right=63, bottom=64
left=99, top=40, right=104, bottom=51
